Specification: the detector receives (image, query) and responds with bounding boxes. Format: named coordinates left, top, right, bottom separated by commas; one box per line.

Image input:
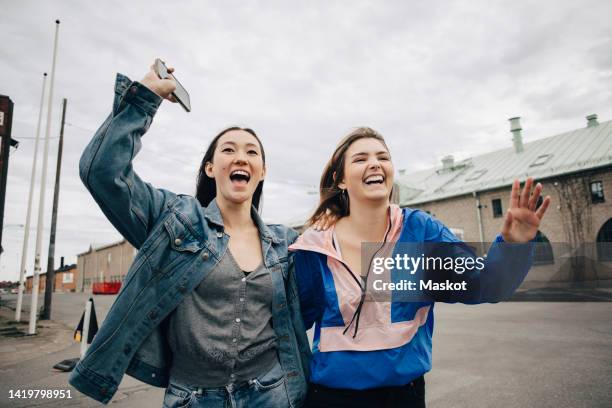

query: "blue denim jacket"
left=68, top=74, right=311, bottom=406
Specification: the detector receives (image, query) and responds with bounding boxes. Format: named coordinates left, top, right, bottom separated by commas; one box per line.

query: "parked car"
left=10, top=288, right=18, bottom=294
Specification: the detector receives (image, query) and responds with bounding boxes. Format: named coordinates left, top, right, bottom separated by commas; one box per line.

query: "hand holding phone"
left=153, top=59, right=191, bottom=112
left=140, top=59, right=191, bottom=112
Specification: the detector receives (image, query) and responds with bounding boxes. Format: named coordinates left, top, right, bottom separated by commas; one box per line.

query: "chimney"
left=60, top=256, right=64, bottom=268
left=509, top=117, right=524, bottom=153
left=586, top=114, right=599, bottom=127
left=441, top=155, right=454, bottom=170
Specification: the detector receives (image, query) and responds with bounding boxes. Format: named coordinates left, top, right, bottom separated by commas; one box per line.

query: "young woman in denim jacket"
left=289, top=128, right=551, bottom=407
left=69, top=63, right=311, bottom=407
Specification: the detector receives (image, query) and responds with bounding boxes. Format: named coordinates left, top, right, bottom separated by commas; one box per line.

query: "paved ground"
left=0, top=292, right=610, bottom=407
left=429, top=301, right=612, bottom=407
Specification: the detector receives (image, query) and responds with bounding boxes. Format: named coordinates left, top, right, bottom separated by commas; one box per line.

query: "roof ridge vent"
left=586, top=114, right=599, bottom=127
left=436, top=155, right=471, bottom=175
left=441, top=155, right=454, bottom=170
left=509, top=117, right=524, bottom=153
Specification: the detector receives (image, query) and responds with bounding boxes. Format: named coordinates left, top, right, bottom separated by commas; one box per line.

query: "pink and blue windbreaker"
left=289, top=205, right=533, bottom=389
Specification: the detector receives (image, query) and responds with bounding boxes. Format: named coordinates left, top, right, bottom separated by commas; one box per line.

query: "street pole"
left=41, top=98, right=66, bottom=320
left=29, top=20, right=60, bottom=335
left=16, top=73, right=47, bottom=322
left=0, top=95, right=15, bottom=264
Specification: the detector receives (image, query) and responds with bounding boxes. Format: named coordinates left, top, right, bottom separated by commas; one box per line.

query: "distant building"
left=396, top=115, right=612, bottom=287
left=25, top=274, right=46, bottom=294
left=25, top=257, right=78, bottom=293
left=77, top=239, right=136, bottom=292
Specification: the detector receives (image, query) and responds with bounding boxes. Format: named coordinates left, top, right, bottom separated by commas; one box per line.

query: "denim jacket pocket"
left=164, top=213, right=203, bottom=253
left=153, top=213, right=204, bottom=275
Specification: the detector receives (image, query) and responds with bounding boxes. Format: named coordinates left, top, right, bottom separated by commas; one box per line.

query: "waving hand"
left=501, top=178, right=551, bottom=243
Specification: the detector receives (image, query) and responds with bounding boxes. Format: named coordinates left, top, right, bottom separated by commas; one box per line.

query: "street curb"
left=0, top=305, right=76, bottom=368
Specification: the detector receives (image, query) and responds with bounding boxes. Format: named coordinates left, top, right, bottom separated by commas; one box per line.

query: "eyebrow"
left=351, top=150, right=390, bottom=158
left=220, top=141, right=260, bottom=149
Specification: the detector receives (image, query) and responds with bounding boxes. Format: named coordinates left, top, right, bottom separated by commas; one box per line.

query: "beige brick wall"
left=407, top=167, right=612, bottom=285
left=78, top=240, right=137, bottom=292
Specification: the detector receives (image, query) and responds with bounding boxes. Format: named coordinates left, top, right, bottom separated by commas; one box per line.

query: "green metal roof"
left=397, top=119, right=612, bottom=205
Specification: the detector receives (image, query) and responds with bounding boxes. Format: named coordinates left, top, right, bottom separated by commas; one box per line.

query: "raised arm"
left=423, top=178, right=550, bottom=302
left=80, top=66, right=179, bottom=249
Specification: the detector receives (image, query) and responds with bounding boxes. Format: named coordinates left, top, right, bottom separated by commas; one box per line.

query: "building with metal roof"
left=396, top=115, right=612, bottom=287
left=397, top=115, right=612, bottom=206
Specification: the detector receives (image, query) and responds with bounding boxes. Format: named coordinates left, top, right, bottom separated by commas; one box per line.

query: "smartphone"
left=153, top=58, right=191, bottom=112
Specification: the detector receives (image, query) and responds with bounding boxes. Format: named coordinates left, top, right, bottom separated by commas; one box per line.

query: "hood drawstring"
left=341, top=216, right=392, bottom=339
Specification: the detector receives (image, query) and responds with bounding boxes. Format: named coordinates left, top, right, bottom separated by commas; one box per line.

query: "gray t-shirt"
left=166, top=250, right=278, bottom=387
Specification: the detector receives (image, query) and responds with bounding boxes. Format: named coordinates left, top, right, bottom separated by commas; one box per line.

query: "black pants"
left=304, top=376, right=426, bottom=408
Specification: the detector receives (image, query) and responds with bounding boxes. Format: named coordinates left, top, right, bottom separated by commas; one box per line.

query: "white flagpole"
left=15, top=72, right=47, bottom=322
left=29, top=20, right=60, bottom=335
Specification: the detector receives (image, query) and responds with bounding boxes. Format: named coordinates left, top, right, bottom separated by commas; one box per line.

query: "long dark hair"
left=308, top=127, right=390, bottom=225
left=195, top=126, right=266, bottom=211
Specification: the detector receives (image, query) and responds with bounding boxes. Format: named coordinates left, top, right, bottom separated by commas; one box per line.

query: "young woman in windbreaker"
left=69, top=64, right=312, bottom=407
left=289, top=127, right=551, bottom=408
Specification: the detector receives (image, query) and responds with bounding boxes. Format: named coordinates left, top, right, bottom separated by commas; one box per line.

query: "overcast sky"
left=1, top=0, right=611, bottom=282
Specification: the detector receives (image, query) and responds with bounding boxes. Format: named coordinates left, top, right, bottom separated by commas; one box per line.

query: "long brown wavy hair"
left=308, top=127, right=391, bottom=225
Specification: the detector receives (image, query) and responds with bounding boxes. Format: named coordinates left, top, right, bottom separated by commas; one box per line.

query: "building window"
left=590, top=181, right=605, bottom=204
left=492, top=199, right=503, bottom=218
left=529, top=154, right=553, bottom=167
left=533, top=231, right=554, bottom=265
left=466, top=169, right=487, bottom=182
left=597, top=218, right=612, bottom=261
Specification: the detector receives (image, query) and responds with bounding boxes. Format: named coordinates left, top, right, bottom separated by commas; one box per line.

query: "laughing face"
left=204, top=129, right=265, bottom=207
left=338, top=137, right=394, bottom=204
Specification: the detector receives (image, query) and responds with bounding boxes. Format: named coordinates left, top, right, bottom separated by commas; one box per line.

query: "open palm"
left=501, top=178, right=551, bottom=243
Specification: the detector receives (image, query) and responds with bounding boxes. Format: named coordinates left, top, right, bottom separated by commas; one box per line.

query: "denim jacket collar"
left=203, top=198, right=280, bottom=244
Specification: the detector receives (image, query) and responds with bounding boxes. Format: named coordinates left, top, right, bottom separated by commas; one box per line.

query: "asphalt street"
left=0, top=292, right=611, bottom=407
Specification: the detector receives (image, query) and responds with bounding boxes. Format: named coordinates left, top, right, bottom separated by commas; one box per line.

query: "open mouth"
left=363, top=174, right=385, bottom=185
left=230, top=170, right=251, bottom=185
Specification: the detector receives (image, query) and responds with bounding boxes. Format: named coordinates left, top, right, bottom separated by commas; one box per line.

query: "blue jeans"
left=162, top=362, right=291, bottom=408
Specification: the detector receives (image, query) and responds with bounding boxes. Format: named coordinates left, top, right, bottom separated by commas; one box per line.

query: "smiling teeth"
left=364, top=175, right=384, bottom=183
left=231, top=170, right=250, bottom=177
